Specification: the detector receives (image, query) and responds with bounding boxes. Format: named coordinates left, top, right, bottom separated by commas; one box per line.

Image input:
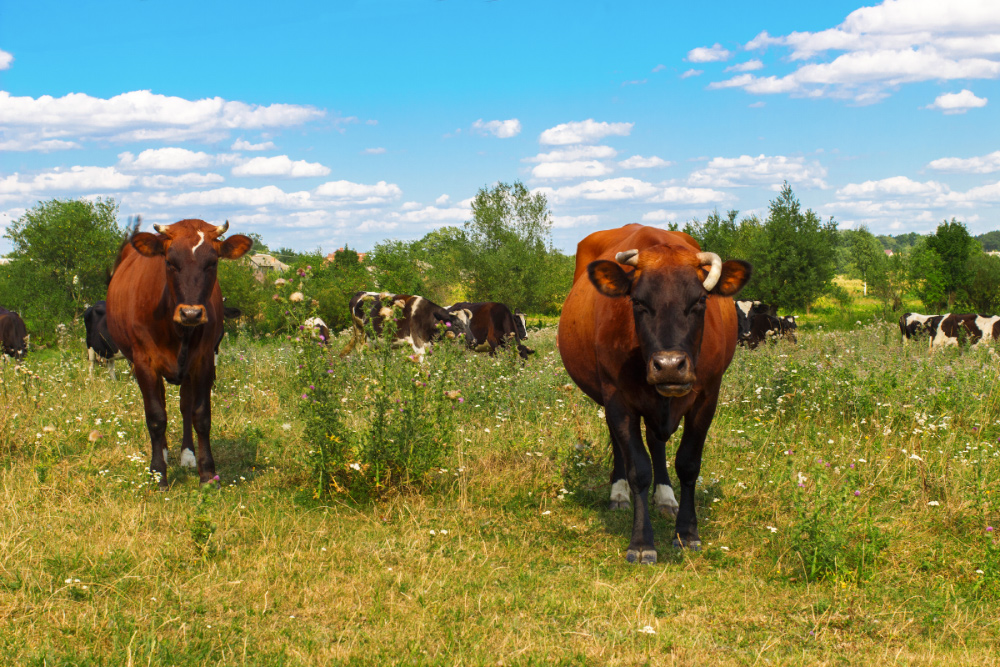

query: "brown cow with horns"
left=559, top=224, right=750, bottom=563
left=107, top=219, right=252, bottom=487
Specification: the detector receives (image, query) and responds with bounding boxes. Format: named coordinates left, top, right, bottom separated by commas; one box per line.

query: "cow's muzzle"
left=647, top=351, right=695, bottom=397
left=174, top=304, right=208, bottom=327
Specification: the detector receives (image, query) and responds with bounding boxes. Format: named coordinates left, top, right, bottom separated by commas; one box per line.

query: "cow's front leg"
left=178, top=373, right=198, bottom=470
left=673, top=395, right=719, bottom=550
left=135, top=365, right=169, bottom=489
left=645, top=426, right=678, bottom=518
left=608, top=423, right=630, bottom=510
left=185, top=364, right=218, bottom=486
left=606, top=402, right=655, bottom=564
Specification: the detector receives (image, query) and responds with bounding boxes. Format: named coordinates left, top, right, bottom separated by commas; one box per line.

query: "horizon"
left=2, top=0, right=999, bottom=255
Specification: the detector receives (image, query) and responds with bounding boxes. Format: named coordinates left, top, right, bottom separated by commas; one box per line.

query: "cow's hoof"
left=657, top=504, right=679, bottom=518
left=626, top=549, right=657, bottom=565
left=672, top=538, right=702, bottom=551
left=609, top=500, right=631, bottom=511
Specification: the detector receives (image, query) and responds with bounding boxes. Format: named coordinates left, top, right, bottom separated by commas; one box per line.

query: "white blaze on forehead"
left=192, top=230, right=205, bottom=255
left=737, top=301, right=753, bottom=317
left=610, top=479, right=630, bottom=503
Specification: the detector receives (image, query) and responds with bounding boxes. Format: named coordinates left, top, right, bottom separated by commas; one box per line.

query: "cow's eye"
left=632, top=300, right=651, bottom=315
left=166, top=260, right=180, bottom=271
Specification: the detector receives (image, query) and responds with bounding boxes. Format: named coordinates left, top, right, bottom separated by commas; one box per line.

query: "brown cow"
left=447, top=301, right=534, bottom=359
left=340, top=291, right=473, bottom=360
left=107, top=219, right=252, bottom=487
left=558, top=224, right=750, bottom=563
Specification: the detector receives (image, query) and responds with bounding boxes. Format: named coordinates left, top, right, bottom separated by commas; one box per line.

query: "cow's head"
left=436, top=308, right=474, bottom=341
left=513, top=310, right=528, bottom=340
left=131, top=219, right=253, bottom=327
left=588, top=246, right=750, bottom=397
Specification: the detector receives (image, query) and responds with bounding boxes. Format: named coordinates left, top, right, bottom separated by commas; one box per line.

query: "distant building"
left=0, top=257, right=10, bottom=265
left=884, top=249, right=894, bottom=256
left=987, top=250, right=1000, bottom=257
left=247, top=253, right=290, bottom=281
left=325, top=248, right=367, bottom=263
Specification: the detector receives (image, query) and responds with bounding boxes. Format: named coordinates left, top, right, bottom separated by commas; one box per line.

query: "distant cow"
left=899, top=312, right=939, bottom=343
left=559, top=224, right=751, bottom=562
left=340, top=291, right=473, bottom=360
left=735, top=301, right=770, bottom=343
left=927, top=313, right=1000, bottom=349
left=107, top=219, right=252, bottom=487
left=447, top=301, right=534, bottom=359
left=303, top=316, right=330, bottom=344
left=742, top=313, right=797, bottom=349
left=84, top=301, right=123, bottom=379
left=0, top=310, right=28, bottom=360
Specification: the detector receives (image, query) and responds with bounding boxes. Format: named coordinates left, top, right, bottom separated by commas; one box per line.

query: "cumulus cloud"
left=146, top=185, right=313, bottom=209
left=231, top=138, right=276, bottom=151
left=725, top=59, right=764, bottom=72
left=363, top=147, right=386, bottom=155
left=0, top=49, right=12, bottom=70
left=0, top=89, right=325, bottom=150
left=837, top=175, right=948, bottom=199
left=688, top=154, right=828, bottom=189
left=539, top=119, right=633, bottom=145
left=524, top=145, right=617, bottom=163
left=471, top=118, right=522, bottom=138
left=395, top=202, right=472, bottom=225
left=926, top=89, right=988, bottom=113
left=829, top=174, right=1000, bottom=226
left=0, top=166, right=135, bottom=198
left=713, top=0, right=1000, bottom=103
left=550, top=214, right=600, bottom=229
left=314, top=180, right=402, bottom=204
left=927, top=150, right=1000, bottom=173
left=140, top=173, right=226, bottom=189
left=619, top=155, right=671, bottom=169
left=531, top=161, right=613, bottom=181
left=232, top=155, right=331, bottom=178
left=536, top=177, right=724, bottom=205
left=641, top=210, right=679, bottom=223
left=687, top=43, right=732, bottom=62
left=680, top=69, right=704, bottom=79
left=118, top=147, right=219, bottom=171
left=652, top=64, right=667, bottom=72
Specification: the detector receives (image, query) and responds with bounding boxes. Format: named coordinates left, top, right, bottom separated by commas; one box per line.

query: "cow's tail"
left=339, top=326, right=363, bottom=358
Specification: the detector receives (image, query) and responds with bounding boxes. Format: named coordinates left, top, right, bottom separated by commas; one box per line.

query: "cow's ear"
left=712, top=260, right=752, bottom=297
left=588, top=260, right=632, bottom=297
left=131, top=232, right=166, bottom=257
left=220, top=234, right=253, bottom=260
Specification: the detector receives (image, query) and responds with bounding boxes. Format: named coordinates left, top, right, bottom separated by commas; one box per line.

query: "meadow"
left=1, top=315, right=1000, bottom=666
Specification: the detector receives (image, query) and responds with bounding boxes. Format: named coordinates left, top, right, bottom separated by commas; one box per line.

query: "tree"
left=850, top=226, right=885, bottom=296
left=0, top=198, right=124, bottom=342
left=464, top=181, right=554, bottom=311
left=908, top=238, right=948, bottom=311
left=976, top=230, right=1000, bottom=252
left=960, top=253, right=1000, bottom=314
left=925, top=218, right=978, bottom=308
left=368, top=240, right=427, bottom=297
left=741, top=183, right=839, bottom=312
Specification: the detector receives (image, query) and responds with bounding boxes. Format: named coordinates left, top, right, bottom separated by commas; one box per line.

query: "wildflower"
left=88, top=430, right=102, bottom=442
left=854, top=490, right=861, bottom=496
left=349, top=463, right=361, bottom=471
left=282, top=423, right=291, bottom=431
left=909, top=453, right=923, bottom=462
left=987, top=526, right=994, bottom=533
left=638, top=626, right=656, bottom=634
left=289, top=292, right=304, bottom=302
left=541, top=510, right=551, bottom=515
left=927, top=500, right=940, bottom=506
left=429, top=530, right=436, bottom=536
left=766, top=526, right=778, bottom=533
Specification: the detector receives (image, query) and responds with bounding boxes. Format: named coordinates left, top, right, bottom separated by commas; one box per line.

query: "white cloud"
left=401, top=201, right=422, bottom=211
left=619, top=155, right=671, bottom=169
left=687, top=43, right=732, bottom=62
left=0, top=166, right=135, bottom=197
left=680, top=69, right=704, bottom=79
left=435, top=194, right=450, bottom=205
left=550, top=214, right=599, bottom=229
left=536, top=177, right=724, bottom=205
left=650, top=187, right=728, bottom=205
left=231, top=138, right=276, bottom=151
left=140, top=173, right=226, bottom=189
left=927, top=150, right=1000, bottom=173
left=0, top=138, right=80, bottom=152
left=357, top=220, right=399, bottom=232
left=716, top=0, right=1000, bottom=103
left=363, top=147, right=386, bottom=155
left=531, top=160, right=613, bottom=181
left=232, top=155, right=330, bottom=178
left=641, top=210, right=679, bottom=223
left=396, top=203, right=471, bottom=225
left=688, top=154, right=828, bottom=189
left=926, top=89, right=988, bottom=113
left=0, top=89, right=325, bottom=150
left=652, top=64, right=667, bottom=72
left=119, top=147, right=218, bottom=171
left=837, top=175, right=948, bottom=199
left=539, top=119, right=633, bottom=146
left=622, top=79, right=647, bottom=86
left=725, top=59, right=764, bottom=72
left=0, top=49, right=12, bottom=70
left=471, top=118, right=522, bottom=138
left=524, top=145, right=617, bottom=163
left=314, top=180, right=402, bottom=204
left=147, top=185, right=313, bottom=209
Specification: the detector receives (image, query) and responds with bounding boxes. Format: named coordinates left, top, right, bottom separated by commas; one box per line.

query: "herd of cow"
left=3, top=219, right=999, bottom=565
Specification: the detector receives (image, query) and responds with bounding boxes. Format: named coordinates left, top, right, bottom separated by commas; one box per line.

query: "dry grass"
left=1, top=322, right=1000, bottom=665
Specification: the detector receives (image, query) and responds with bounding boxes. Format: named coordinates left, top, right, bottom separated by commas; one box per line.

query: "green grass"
left=2, top=317, right=1000, bottom=665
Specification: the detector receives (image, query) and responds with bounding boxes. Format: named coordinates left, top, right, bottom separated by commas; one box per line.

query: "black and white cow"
left=303, top=316, right=330, bottom=345
left=899, top=312, right=939, bottom=343
left=447, top=301, right=535, bottom=359
left=0, top=309, right=29, bottom=360
left=84, top=301, right=123, bottom=379
left=340, top=291, right=473, bottom=360
left=735, top=300, right=770, bottom=343
left=927, top=313, right=1000, bottom=349
left=743, top=313, right=797, bottom=349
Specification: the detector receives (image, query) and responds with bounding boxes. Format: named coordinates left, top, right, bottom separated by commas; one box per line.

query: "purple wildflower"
left=988, top=526, right=995, bottom=533
left=854, top=490, right=860, bottom=496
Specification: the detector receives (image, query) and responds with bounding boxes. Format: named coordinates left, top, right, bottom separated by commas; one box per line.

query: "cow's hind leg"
left=135, top=365, right=169, bottom=488
left=645, top=426, right=678, bottom=518
left=606, top=402, right=656, bottom=564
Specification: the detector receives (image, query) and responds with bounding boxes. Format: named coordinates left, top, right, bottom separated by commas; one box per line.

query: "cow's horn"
left=153, top=223, right=169, bottom=234
left=615, top=249, right=639, bottom=266
left=214, top=220, right=229, bottom=237
left=697, top=252, right=722, bottom=291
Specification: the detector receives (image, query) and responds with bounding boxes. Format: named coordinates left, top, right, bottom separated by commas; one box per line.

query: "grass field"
left=2, top=317, right=1000, bottom=665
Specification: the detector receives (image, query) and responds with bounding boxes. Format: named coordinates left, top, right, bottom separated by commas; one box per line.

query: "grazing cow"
left=558, top=224, right=750, bottom=562
left=899, top=312, right=939, bottom=343
left=735, top=300, right=769, bottom=343
left=340, top=291, right=473, bottom=360
left=303, top=316, right=330, bottom=344
left=928, top=313, right=1000, bottom=349
left=107, top=219, right=252, bottom=487
left=84, top=301, right=123, bottom=379
left=0, top=310, right=29, bottom=360
left=743, top=313, right=797, bottom=349
left=447, top=301, right=535, bottom=359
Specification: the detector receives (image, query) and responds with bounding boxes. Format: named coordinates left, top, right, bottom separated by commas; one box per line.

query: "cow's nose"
left=175, top=305, right=207, bottom=326
left=647, top=351, right=694, bottom=386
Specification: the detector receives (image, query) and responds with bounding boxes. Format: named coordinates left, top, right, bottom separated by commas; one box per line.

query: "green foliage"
left=368, top=239, right=428, bottom=296
left=909, top=238, right=950, bottom=311
left=464, top=181, right=566, bottom=312
left=976, top=230, right=1000, bottom=252
left=0, top=198, right=124, bottom=343
left=960, top=253, right=1000, bottom=314
left=217, top=254, right=265, bottom=329
left=926, top=218, right=978, bottom=308
left=189, top=486, right=220, bottom=558
left=309, top=248, right=376, bottom=331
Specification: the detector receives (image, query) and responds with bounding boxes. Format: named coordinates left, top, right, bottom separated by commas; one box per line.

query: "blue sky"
left=1, top=0, right=998, bottom=255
